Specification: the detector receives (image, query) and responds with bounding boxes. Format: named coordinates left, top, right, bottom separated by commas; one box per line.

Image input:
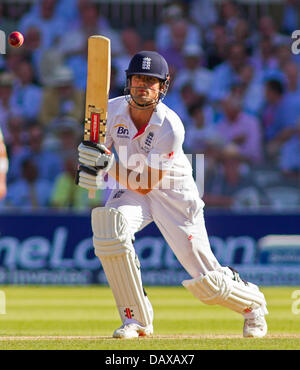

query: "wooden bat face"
left=83, top=35, right=110, bottom=199
left=84, top=35, right=111, bottom=145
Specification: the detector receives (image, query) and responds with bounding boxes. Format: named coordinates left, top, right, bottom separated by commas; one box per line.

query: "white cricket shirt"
left=105, top=96, right=203, bottom=206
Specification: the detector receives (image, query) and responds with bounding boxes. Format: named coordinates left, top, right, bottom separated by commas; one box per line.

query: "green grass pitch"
left=0, top=286, right=299, bottom=350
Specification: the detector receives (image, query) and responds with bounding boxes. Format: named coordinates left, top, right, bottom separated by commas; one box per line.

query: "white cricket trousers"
left=105, top=188, right=221, bottom=278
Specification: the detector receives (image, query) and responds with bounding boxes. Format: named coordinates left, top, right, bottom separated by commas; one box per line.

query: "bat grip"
left=88, top=189, right=96, bottom=199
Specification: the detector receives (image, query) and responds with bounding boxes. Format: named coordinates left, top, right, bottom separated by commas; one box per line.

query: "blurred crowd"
left=0, top=0, right=300, bottom=211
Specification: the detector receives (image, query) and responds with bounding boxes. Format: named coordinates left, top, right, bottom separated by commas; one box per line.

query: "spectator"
left=109, top=64, right=124, bottom=99
left=54, top=0, right=80, bottom=24
left=275, top=42, right=296, bottom=75
left=267, top=119, right=300, bottom=177
left=58, top=2, right=122, bottom=90
left=0, top=3, right=16, bottom=35
left=263, top=78, right=300, bottom=136
left=251, top=37, right=279, bottom=80
left=263, top=79, right=300, bottom=175
left=4, top=46, right=27, bottom=77
left=11, top=60, right=43, bottom=120
left=6, top=157, right=52, bottom=209
left=219, top=0, right=241, bottom=37
left=281, top=0, right=300, bottom=35
left=232, top=18, right=254, bottom=54
left=205, top=24, right=229, bottom=69
left=158, top=18, right=200, bottom=70
left=172, top=44, right=212, bottom=99
left=162, top=64, right=189, bottom=123
left=217, top=94, right=263, bottom=164
left=64, top=41, right=87, bottom=91
left=0, top=72, right=21, bottom=140
left=57, top=1, right=123, bottom=59
left=209, top=42, right=249, bottom=102
left=203, top=144, right=263, bottom=209
left=18, top=0, right=66, bottom=49
left=5, top=115, right=27, bottom=158
left=22, top=26, right=45, bottom=84
left=155, top=4, right=202, bottom=52
left=177, top=83, right=203, bottom=127
left=113, top=28, right=142, bottom=88
left=255, top=16, right=290, bottom=48
left=261, top=79, right=285, bottom=133
left=74, top=0, right=112, bottom=34
left=184, top=99, right=219, bottom=154
left=7, top=124, right=63, bottom=184
left=39, top=66, right=84, bottom=126
left=50, top=154, right=105, bottom=210
left=231, top=64, right=264, bottom=117
left=283, top=61, right=300, bottom=94
left=189, top=0, right=218, bottom=32
left=50, top=116, right=80, bottom=159
left=0, top=0, right=299, bottom=210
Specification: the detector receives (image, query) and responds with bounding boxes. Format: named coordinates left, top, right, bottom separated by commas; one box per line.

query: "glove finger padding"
left=82, top=141, right=110, bottom=153
left=78, top=153, right=98, bottom=167
left=75, top=165, right=103, bottom=190
left=78, top=142, right=114, bottom=171
left=78, top=144, right=102, bottom=158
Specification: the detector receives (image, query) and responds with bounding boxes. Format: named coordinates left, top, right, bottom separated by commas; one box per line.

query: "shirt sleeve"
left=0, top=129, right=8, bottom=173
left=146, top=128, right=184, bottom=170
left=105, top=105, right=114, bottom=149
left=104, top=128, right=113, bottom=149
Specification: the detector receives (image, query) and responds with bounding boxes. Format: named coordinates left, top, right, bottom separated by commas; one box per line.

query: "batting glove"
left=75, top=164, right=104, bottom=191
left=78, top=141, right=115, bottom=172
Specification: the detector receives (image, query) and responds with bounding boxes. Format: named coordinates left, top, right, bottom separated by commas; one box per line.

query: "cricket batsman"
left=76, top=51, right=268, bottom=338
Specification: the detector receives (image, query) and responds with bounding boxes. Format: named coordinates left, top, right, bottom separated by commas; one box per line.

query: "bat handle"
left=88, top=189, right=96, bottom=199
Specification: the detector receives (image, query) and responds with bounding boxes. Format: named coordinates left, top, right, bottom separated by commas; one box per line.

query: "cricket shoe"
left=113, top=319, right=153, bottom=339
left=243, top=308, right=268, bottom=338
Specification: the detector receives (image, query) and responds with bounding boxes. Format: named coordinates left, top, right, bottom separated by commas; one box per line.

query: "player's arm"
left=0, top=130, right=8, bottom=199
left=109, top=160, right=166, bottom=195
left=77, top=128, right=181, bottom=195
left=77, top=141, right=167, bottom=195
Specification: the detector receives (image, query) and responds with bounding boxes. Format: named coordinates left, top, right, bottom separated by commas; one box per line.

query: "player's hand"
left=75, top=164, right=104, bottom=191
left=78, top=141, right=115, bottom=172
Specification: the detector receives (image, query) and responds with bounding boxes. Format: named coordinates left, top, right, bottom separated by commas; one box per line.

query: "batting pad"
left=92, top=207, right=152, bottom=326
left=182, top=269, right=267, bottom=316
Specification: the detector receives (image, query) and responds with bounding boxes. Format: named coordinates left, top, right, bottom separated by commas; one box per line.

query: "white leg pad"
left=92, top=207, right=153, bottom=327
left=182, top=268, right=268, bottom=315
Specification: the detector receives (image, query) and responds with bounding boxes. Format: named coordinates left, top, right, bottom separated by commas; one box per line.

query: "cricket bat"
left=84, top=35, right=111, bottom=199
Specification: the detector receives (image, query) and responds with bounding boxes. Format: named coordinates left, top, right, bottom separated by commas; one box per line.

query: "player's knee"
left=91, top=206, right=133, bottom=257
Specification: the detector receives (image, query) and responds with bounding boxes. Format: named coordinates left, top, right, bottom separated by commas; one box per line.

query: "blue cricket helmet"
left=126, top=51, right=169, bottom=81
left=124, top=51, right=170, bottom=108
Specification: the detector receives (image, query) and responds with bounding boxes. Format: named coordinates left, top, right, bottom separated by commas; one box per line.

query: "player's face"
left=130, top=75, right=161, bottom=106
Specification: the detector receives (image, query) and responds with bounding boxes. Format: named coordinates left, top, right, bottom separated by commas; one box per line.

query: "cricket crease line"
left=0, top=334, right=300, bottom=340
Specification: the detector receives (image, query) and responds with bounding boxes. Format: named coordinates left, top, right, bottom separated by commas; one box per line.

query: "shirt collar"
left=118, top=97, right=166, bottom=127
left=148, top=102, right=166, bottom=126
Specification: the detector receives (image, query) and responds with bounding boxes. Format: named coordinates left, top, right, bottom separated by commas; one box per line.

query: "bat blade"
left=84, top=35, right=111, bottom=199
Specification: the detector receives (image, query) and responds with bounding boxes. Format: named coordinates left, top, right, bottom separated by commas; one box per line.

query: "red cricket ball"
left=8, top=31, right=24, bottom=48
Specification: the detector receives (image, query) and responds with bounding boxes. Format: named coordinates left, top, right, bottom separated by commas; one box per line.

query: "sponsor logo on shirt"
left=114, top=124, right=129, bottom=138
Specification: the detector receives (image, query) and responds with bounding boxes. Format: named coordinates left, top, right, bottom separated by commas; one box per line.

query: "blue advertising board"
left=0, top=211, right=300, bottom=286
